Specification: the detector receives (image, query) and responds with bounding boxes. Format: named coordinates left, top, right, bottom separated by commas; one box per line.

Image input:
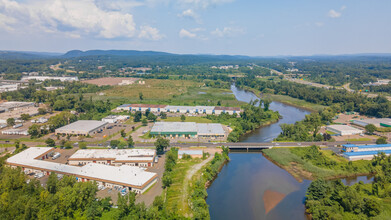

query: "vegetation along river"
left=206, top=84, right=372, bottom=220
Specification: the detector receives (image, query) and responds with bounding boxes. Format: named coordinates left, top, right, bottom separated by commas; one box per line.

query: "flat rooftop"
left=327, top=125, right=362, bottom=132
left=7, top=147, right=157, bottom=188
left=151, top=122, right=197, bottom=133
left=196, top=123, right=225, bottom=135
left=343, top=144, right=391, bottom=149
left=56, top=120, right=108, bottom=133
left=69, top=149, right=156, bottom=162
left=178, top=150, right=203, bottom=155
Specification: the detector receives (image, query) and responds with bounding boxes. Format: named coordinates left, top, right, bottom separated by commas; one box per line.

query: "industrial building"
left=178, top=150, right=203, bottom=159
left=116, top=104, right=241, bottom=115
left=55, top=120, right=108, bottom=136
left=326, top=125, right=363, bottom=136
left=150, top=122, right=226, bottom=139
left=352, top=118, right=391, bottom=128
left=342, top=144, right=391, bottom=161
left=21, top=76, right=79, bottom=82
left=0, top=83, right=19, bottom=93
left=101, top=115, right=129, bottom=123
left=2, top=129, right=28, bottom=135
left=68, top=149, right=156, bottom=167
left=6, top=147, right=157, bottom=194
left=0, top=101, right=35, bottom=112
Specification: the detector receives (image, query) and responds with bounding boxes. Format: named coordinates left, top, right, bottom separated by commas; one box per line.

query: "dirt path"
left=181, top=156, right=214, bottom=216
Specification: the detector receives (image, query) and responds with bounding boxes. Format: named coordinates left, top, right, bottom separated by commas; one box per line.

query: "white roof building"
left=6, top=147, right=157, bottom=193
left=326, top=125, right=363, bottom=136
left=55, top=120, right=108, bottom=136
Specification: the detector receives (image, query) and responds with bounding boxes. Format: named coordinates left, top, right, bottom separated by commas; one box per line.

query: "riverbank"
left=262, top=146, right=373, bottom=182
left=235, top=85, right=325, bottom=112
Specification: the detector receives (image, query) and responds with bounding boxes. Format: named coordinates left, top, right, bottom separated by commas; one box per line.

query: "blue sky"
left=0, top=0, right=390, bottom=56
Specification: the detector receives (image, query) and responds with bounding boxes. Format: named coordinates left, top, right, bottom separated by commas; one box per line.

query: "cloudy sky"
left=0, top=0, right=390, bottom=56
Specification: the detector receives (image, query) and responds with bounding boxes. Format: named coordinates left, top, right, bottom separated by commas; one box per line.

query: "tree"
left=263, top=99, right=271, bottom=111
left=127, top=135, right=134, bottom=148
left=38, top=108, right=46, bottom=115
left=79, top=142, right=87, bottom=149
left=47, top=172, right=58, bottom=194
left=139, top=92, right=143, bottom=100
left=154, top=137, right=170, bottom=154
left=181, top=114, right=186, bottom=122
left=7, top=117, right=15, bottom=126
left=45, top=138, right=56, bottom=147
left=147, top=113, right=157, bottom=122
left=120, top=129, right=126, bottom=138
left=142, top=118, right=148, bottom=126
left=110, top=140, right=120, bottom=148
left=64, top=142, right=72, bottom=149
left=28, top=124, right=41, bottom=138
left=21, top=113, right=30, bottom=121
left=133, top=111, right=142, bottom=122
left=217, top=100, right=221, bottom=106
left=365, top=124, right=376, bottom=134
left=15, top=140, right=20, bottom=149
left=376, top=137, right=388, bottom=145
left=160, top=112, right=167, bottom=119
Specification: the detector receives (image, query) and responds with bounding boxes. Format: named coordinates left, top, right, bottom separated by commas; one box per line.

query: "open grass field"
left=89, top=79, right=244, bottom=107
left=165, top=159, right=200, bottom=216
left=263, top=147, right=372, bottom=181
left=262, top=94, right=326, bottom=112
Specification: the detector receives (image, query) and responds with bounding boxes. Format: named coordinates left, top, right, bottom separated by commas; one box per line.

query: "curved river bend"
left=206, top=85, right=371, bottom=220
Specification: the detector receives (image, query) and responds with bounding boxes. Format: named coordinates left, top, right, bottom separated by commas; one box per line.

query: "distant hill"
left=63, top=50, right=173, bottom=58
left=0, top=51, right=62, bottom=60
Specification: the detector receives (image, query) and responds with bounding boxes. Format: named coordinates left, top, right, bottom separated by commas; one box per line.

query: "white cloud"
left=340, top=5, right=347, bottom=11
left=315, top=22, right=324, bottom=27
left=211, top=27, right=245, bottom=38
left=179, top=28, right=197, bottom=38
left=328, top=9, right=341, bottom=18
left=138, top=25, right=164, bottom=40
left=179, top=9, right=197, bottom=19
left=0, top=0, right=138, bottom=38
left=176, top=0, right=234, bottom=9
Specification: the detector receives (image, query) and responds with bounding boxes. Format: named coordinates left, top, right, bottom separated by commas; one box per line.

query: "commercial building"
left=342, top=144, right=391, bottom=161
left=0, top=101, right=35, bottom=112
left=326, top=125, right=363, bottom=136
left=6, top=147, right=157, bottom=194
left=21, top=76, right=79, bottom=82
left=178, top=150, right=203, bottom=159
left=352, top=118, right=391, bottom=128
left=68, top=149, right=156, bottom=167
left=31, top=117, right=48, bottom=123
left=2, top=129, right=28, bottom=135
left=101, top=115, right=129, bottom=123
left=55, top=120, right=108, bottom=136
left=116, top=104, right=241, bottom=115
left=150, top=122, right=226, bottom=139
left=0, top=83, right=18, bottom=93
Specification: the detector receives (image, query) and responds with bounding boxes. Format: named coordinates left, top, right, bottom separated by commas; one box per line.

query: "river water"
left=206, top=85, right=370, bottom=220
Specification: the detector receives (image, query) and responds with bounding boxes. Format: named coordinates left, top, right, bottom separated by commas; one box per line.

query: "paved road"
left=134, top=140, right=376, bottom=148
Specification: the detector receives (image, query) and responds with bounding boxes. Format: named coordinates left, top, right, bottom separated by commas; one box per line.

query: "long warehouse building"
left=55, top=120, right=108, bottom=136
left=68, top=149, right=156, bottom=167
left=343, top=144, right=391, bottom=161
left=150, top=122, right=226, bottom=139
left=6, top=147, right=157, bottom=194
left=116, top=104, right=241, bottom=115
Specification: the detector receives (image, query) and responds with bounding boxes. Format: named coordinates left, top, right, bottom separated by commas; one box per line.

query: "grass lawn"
left=161, top=116, right=212, bottom=123
left=89, top=79, right=244, bottom=107
left=263, top=147, right=372, bottom=181
left=263, top=94, right=326, bottom=112
left=165, top=159, right=200, bottom=216
left=345, top=138, right=372, bottom=142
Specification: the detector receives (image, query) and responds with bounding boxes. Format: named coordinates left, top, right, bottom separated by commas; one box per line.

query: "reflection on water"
left=207, top=153, right=311, bottom=220
left=206, top=85, right=373, bottom=220
left=230, top=84, right=311, bottom=142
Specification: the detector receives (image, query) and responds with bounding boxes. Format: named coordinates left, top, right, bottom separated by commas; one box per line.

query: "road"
left=133, top=140, right=377, bottom=149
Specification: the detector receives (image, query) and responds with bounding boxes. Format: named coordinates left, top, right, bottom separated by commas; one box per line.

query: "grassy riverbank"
left=263, top=146, right=373, bottom=182
left=163, top=147, right=229, bottom=218
left=262, top=94, right=326, bottom=112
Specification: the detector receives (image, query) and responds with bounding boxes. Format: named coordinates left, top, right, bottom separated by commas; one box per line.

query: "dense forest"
left=236, top=77, right=391, bottom=118
left=306, top=152, right=391, bottom=219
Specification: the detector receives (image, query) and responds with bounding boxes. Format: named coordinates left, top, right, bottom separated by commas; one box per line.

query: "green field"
left=89, top=79, right=244, bottom=107
left=263, top=146, right=372, bottom=181
left=263, top=94, right=326, bottom=112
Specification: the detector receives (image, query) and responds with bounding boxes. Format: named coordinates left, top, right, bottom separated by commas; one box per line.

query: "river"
left=206, top=85, right=370, bottom=220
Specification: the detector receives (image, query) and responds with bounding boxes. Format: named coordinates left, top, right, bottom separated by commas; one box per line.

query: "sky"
left=0, top=0, right=390, bottom=56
